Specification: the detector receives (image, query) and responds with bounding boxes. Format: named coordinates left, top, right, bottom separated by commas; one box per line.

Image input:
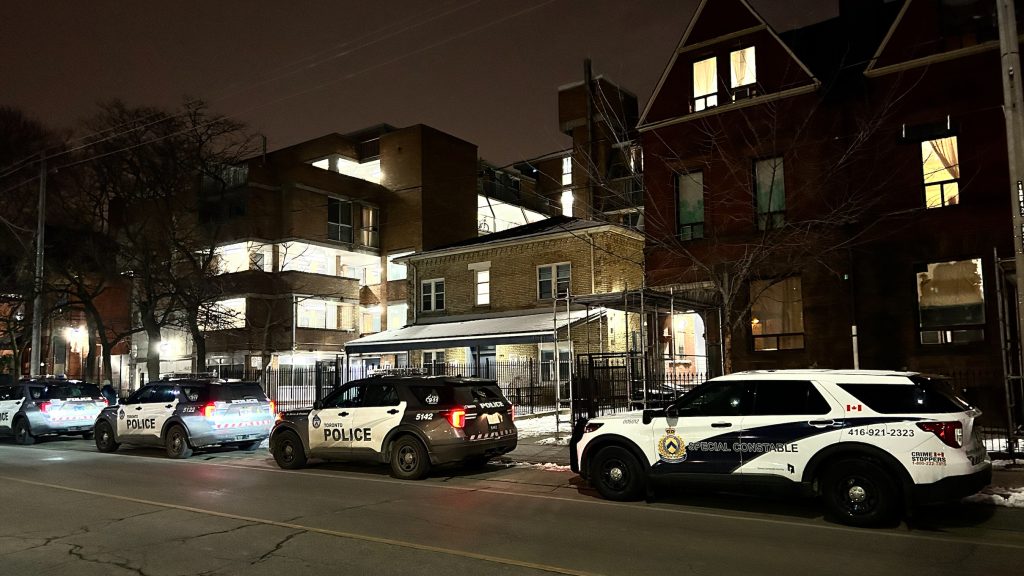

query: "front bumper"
left=912, top=464, right=993, bottom=505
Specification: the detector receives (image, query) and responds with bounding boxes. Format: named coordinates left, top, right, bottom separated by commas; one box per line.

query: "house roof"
left=401, top=216, right=641, bottom=261
left=344, top=309, right=598, bottom=354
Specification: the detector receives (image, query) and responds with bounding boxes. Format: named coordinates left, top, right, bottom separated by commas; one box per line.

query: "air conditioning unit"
left=731, top=86, right=756, bottom=101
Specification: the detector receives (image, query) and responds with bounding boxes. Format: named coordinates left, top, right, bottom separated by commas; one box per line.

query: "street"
left=0, top=438, right=1022, bottom=575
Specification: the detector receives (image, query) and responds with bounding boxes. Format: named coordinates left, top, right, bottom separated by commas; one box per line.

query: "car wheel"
left=390, top=435, right=430, bottom=480
left=13, top=419, right=35, bottom=445
left=164, top=425, right=193, bottom=459
left=821, top=459, right=899, bottom=527
left=94, top=421, right=120, bottom=453
left=81, top=431, right=95, bottom=440
left=271, top=430, right=307, bottom=470
left=591, top=445, right=646, bottom=501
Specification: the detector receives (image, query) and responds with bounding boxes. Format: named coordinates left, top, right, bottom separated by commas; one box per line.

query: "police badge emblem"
left=118, top=409, right=125, bottom=420
left=657, top=428, right=686, bottom=463
left=312, top=415, right=321, bottom=429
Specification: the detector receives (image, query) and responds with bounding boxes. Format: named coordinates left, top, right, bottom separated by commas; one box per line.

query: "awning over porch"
left=344, top=310, right=598, bottom=354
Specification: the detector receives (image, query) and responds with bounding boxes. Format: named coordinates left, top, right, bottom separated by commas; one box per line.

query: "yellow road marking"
left=0, top=474, right=600, bottom=576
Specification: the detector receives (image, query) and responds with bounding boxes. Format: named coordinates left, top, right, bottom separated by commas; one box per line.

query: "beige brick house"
left=344, top=216, right=644, bottom=383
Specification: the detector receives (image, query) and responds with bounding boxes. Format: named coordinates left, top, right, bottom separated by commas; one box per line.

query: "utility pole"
left=998, top=0, right=1024, bottom=432
left=30, top=155, right=47, bottom=377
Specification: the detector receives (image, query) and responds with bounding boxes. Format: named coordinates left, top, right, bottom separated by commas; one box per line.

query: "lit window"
left=387, top=252, right=412, bottom=281
left=205, top=298, right=246, bottom=330
left=917, top=258, right=984, bottom=344
left=476, top=269, right=490, bottom=306
left=676, top=170, right=704, bottom=240
left=750, top=277, right=804, bottom=350
left=297, top=299, right=328, bottom=329
left=692, top=56, right=718, bottom=111
left=328, top=198, right=352, bottom=243
left=922, top=136, right=959, bottom=208
left=360, top=206, right=379, bottom=247
left=422, top=279, right=445, bottom=311
left=562, top=155, right=572, bottom=186
left=730, top=47, right=756, bottom=88
left=338, top=304, right=356, bottom=331
left=360, top=306, right=381, bottom=333
left=754, top=157, right=785, bottom=230
left=387, top=303, right=408, bottom=329
left=538, top=263, right=570, bottom=299
left=560, top=190, right=574, bottom=217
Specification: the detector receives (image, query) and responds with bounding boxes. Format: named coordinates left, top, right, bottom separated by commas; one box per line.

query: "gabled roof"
left=639, top=0, right=819, bottom=127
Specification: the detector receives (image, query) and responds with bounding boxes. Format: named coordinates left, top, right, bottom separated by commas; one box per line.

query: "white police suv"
left=570, top=370, right=992, bottom=526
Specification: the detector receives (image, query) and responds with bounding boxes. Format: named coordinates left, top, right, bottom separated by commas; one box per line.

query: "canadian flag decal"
left=846, top=404, right=862, bottom=412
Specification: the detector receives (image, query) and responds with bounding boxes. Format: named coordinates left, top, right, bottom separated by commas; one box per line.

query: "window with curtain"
left=360, top=206, right=379, bottom=247
left=755, top=157, right=786, bottom=230
left=676, top=170, right=705, bottom=240
left=692, top=57, right=718, bottom=111
left=730, top=47, right=756, bottom=88
left=922, top=136, right=959, bottom=208
left=476, top=269, right=490, bottom=305
left=538, top=263, right=571, bottom=299
left=916, top=258, right=984, bottom=344
left=750, top=277, right=804, bottom=350
left=562, top=155, right=573, bottom=186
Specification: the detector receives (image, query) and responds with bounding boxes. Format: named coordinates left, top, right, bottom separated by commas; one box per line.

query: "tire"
left=271, top=430, right=307, bottom=470
left=94, top=421, right=120, bottom=453
left=81, top=431, right=95, bottom=441
left=590, top=445, right=646, bottom=501
left=821, top=459, right=899, bottom=527
left=13, top=419, right=35, bottom=446
left=164, top=425, right=193, bottom=459
left=390, top=435, right=431, bottom=480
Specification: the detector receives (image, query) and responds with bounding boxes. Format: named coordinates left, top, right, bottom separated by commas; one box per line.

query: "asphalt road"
left=1, top=437, right=1023, bottom=576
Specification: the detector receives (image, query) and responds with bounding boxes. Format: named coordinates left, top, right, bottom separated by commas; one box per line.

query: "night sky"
left=4, top=1, right=840, bottom=166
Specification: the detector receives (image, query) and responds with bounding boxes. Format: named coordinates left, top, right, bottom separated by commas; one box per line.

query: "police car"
left=571, top=370, right=992, bottom=527
left=270, top=376, right=517, bottom=479
left=0, top=379, right=108, bottom=444
left=93, top=377, right=275, bottom=459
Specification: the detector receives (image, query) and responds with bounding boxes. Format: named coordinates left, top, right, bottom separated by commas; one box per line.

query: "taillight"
left=917, top=421, right=964, bottom=448
left=447, top=407, right=466, bottom=429
left=101, top=398, right=109, bottom=406
left=203, top=403, right=216, bottom=418
left=268, top=401, right=276, bottom=414
left=39, top=401, right=52, bottom=413
left=510, top=404, right=516, bottom=421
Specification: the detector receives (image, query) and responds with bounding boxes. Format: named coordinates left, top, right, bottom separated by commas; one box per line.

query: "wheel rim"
left=836, top=474, right=879, bottom=517
left=99, top=428, right=111, bottom=448
left=170, top=432, right=184, bottom=454
left=398, top=445, right=418, bottom=472
left=15, top=423, right=27, bottom=442
left=281, top=441, right=295, bottom=463
left=600, top=458, right=629, bottom=492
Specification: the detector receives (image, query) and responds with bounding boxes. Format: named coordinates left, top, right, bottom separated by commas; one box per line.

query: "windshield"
left=39, top=383, right=102, bottom=400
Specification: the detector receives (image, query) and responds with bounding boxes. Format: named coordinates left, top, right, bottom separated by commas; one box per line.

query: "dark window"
left=754, top=157, right=785, bottom=230
left=328, top=197, right=353, bottom=243
left=144, top=385, right=176, bottom=404
left=363, top=384, right=400, bottom=407
left=673, top=380, right=752, bottom=417
left=676, top=170, right=704, bottom=240
left=0, top=386, right=13, bottom=401
left=38, top=383, right=102, bottom=400
left=124, top=387, right=153, bottom=405
left=215, top=383, right=268, bottom=402
left=28, top=386, right=44, bottom=400
left=453, top=384, right=505, bottom=404
left=323, top=383, right=365, bottom=408
left=751, top=381, right=831, bottom=415
left=409, top=385, right=456, bottom=408
left=838, top=378, right=971, bottom=414
left=178, top=385, right=209, bottom=403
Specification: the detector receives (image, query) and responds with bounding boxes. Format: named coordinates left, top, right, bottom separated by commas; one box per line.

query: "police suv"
left=93, top=377, right=275, bottom=459
left=270, top=376, right=517, bottom=479
left=0, top=379, right=108, bottom=444
left=571, top=370, right=992, bottom=526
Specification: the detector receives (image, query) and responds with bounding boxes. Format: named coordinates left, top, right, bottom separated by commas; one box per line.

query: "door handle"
left=711, top=422, right=732, bottom=428
left=387, top=409, right=399, bottom=415
left=135, top=406, right=143, bottom=411
left=338, top=411, right=349, bottom=417
left=164, top=404, right=173, bottom=409
left=809, top=419, right=839, bottom=428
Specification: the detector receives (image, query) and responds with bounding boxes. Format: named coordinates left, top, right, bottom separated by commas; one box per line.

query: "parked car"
left=0, top=379, right=108, bottom=444
left=571, top=369, right=991, bottom=527
left=93, top=376, right=275, bottom=458
left=270, top=375, right=517, bottom=479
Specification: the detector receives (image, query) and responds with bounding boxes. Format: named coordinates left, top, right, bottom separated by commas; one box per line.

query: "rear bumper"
left=430, top=437, right=517, bottom=465
left=912, top=465, right=992, bottom=505
left=191, top=426, right=272, bottom=448
left=26, top=414, right=95, bottom=435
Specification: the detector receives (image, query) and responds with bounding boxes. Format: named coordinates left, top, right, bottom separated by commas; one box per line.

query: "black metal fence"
left=571, top=353, right=709, bottom=423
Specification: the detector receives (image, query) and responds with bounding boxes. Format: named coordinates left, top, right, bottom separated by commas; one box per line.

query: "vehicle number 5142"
left=415, top=413, right=434, bottom=421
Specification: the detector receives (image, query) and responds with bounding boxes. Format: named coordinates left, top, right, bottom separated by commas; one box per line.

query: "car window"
left=673, top=380, right=752, bottom=417
left=39, top=383, right=102, bottom=400
left=453, top=384, right=505, bottom=404
left=28, top=386, right=44, bottom=400
left=178, top=384, right=209, bottom=403
left=219, top=383, right=268, bottom=402
left=363, top=384, right=400, bottom=407
left=751, top=381, right=831, bottom=416
left=323, top=383, right=364, bottom=408
left=124, top=387, right=153, bottom=404
left=0, top=386, right=12, bottom=401
left=139, top=385, right=175, bottom=404
left=409, top=385, right=455, bottom=408
left=838, top=378, right=971, bottom=414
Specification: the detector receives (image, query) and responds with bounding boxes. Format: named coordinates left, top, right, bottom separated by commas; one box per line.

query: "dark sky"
left=3, top=1, right=840, bottom=166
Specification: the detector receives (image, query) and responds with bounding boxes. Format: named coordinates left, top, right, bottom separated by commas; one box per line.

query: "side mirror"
left=665, top=407, right=679, bottom=419
left=642, top=408, right=664, bottom=425
left=313, top=400, right=322, bottom=410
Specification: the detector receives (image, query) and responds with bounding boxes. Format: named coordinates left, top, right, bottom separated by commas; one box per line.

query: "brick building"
left=640, top=0, right=1021, bottom=427
left=344, top=216, right=644, bottom=382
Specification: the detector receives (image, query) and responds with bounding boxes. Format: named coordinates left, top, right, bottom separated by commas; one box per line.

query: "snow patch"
left=514, top=462, right=573, bottom=472
left=534, top=436, right=571, bottom=446
left=963, top=486, right=1024, bottom=508
left=515, top=414, right=572, bottom=437
left=990, top=459, right=1021, bottom=470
